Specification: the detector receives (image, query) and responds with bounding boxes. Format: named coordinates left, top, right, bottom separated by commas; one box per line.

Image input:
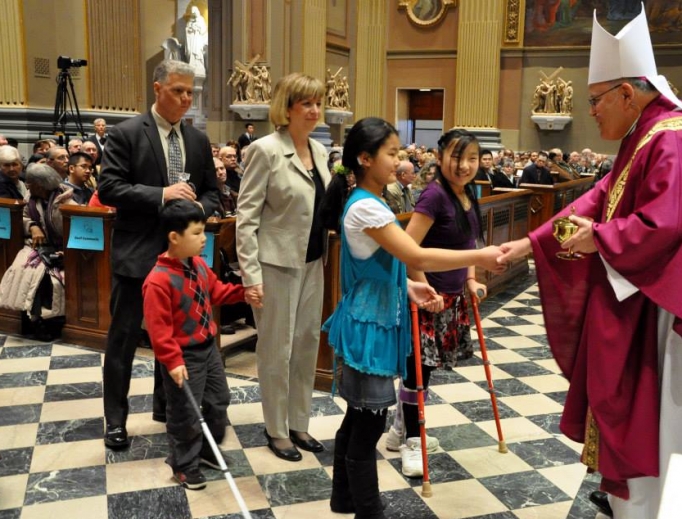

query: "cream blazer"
left=236, top=129, right=331, bottom=287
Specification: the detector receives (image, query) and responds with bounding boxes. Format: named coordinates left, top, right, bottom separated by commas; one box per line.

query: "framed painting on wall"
left=524, top=1, right=682, bottom=48
left=398, top=0, right=456, bottom=28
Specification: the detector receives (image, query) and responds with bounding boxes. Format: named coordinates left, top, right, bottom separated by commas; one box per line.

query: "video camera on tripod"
left=52, top=55, right=88, bottom=141
left=58, top=56, right=87, bottom=70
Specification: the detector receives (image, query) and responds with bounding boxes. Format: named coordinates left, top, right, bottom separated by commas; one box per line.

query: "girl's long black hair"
left=435, top=129, right=484, bottom=241
left=319, top=117, right=398, bottom=232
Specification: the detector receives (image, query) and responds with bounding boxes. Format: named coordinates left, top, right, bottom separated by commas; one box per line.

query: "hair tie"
left=333, top=164, right=351, bottom=176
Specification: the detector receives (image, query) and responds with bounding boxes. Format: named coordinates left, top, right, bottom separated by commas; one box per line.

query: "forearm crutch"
left=470, top=290, right=508, bottom=453
left=409, top=301, right=433, bottom=497
left=182, top=383, right=253, bottom=519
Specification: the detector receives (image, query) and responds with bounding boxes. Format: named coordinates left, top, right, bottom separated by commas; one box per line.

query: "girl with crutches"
left=385, top=129, right=488, bottom=477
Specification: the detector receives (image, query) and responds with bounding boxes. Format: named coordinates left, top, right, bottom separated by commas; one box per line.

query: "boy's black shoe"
left=104, top=425, right=130, bottom=450
left=173, top=467, right=206, bottom=490
left=199, top=449, right=229, bottom=470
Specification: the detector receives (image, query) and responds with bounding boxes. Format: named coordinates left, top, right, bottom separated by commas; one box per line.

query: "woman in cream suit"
left=236, top=73, right=330, bottom=461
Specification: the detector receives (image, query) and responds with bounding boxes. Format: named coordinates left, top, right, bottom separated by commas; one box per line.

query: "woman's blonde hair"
left=269, top=73, right=325, bottom=127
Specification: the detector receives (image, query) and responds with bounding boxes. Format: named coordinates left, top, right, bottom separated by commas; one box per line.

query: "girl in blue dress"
left=321, top=118, right=505, bottom=518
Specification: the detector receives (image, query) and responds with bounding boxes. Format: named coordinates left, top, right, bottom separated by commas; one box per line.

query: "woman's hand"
left=30, top=225, right=46, bottom=248
left=244, top=284, right=264, bottom=308
left=467, top=279, right=487, bottom=303
left=407, top=280, right=443, bottom=312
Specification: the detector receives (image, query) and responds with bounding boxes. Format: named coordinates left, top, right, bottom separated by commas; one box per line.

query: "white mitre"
left=588, top=3, right=682, bottom=109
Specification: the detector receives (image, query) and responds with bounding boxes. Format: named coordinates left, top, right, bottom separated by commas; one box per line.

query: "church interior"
left=1, top=1, right=681, bottom=518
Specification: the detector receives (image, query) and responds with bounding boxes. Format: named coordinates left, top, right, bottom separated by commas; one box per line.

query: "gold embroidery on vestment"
left=606, top=116, right=682, bottom=222
left=581, top=407, right=600, bottom=471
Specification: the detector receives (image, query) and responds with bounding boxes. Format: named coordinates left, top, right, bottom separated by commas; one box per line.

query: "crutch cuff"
left=399, top=386, right=429, bottom=404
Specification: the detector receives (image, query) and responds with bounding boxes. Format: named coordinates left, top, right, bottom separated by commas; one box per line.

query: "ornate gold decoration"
left=606, top=116, right=682, bottom=222
left=580, top=408, right=600, bottom=472
left=504, top=0, right=521, bottom=43
left=398, top=0, right=456, bottom=28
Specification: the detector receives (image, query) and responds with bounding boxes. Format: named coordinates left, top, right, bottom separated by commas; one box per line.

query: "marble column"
left=353, top=0, right=387, bottom=120
left=453, top=0, right=504, bottom=148
left=0, top=0, right=26, bottom=107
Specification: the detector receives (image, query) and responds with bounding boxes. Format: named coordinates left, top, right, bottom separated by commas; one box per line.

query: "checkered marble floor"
left=0, top=270, right=605, bottom=519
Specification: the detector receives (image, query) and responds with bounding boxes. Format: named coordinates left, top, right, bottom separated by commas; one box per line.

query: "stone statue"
left=325, top=68, right=351, bottom=111
left=531, top=68, right=573, bottom=116
left=229, top=56, right=271, bottom=104
left=561, top=81, right=573, bottom=114
left=185, top=6, right=208, bottom=76
left=160, top=6, right=208, bottom=76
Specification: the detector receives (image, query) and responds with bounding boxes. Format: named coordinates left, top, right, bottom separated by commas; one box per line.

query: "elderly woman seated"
left=0, top=163, right=76, bottom=340
left=0, top=145, right=27, bottom=200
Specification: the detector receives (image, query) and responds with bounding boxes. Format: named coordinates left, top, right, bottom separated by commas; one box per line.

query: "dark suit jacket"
left=98, top=111, right=219, bottom=278
left=519, top=163, right=554, bottom=186
left=237, top=132, right=255, bottom=150
left=490, top=170, right=515, bottom=189
left=0, top=175, right=24, bottom=200
left=85, top=134, right=106, bottom=165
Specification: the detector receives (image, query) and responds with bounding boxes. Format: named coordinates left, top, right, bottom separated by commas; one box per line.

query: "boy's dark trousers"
left=160, top=339, right=230, bottom=471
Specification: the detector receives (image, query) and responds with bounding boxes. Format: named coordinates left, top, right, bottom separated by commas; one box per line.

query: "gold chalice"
left=552, top=215, right=584, bottom=260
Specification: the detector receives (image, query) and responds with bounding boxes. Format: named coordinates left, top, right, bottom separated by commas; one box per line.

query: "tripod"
left=53, top=68, right=85, bottom=138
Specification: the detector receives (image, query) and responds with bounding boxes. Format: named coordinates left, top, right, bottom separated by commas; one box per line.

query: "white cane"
left=182, top=382, right=252, bottom=519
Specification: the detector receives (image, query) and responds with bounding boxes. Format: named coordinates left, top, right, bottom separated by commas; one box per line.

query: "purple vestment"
left=529, top=96, right=682, bottom=498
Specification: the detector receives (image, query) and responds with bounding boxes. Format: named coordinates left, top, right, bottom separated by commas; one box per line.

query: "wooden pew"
left=476, top=189, right=532, bottom=293
left=0, top=198, right=26, bottom=333
left=60, top=205, right=116, bottom=350
left=516, top=176, right=594, bottom=232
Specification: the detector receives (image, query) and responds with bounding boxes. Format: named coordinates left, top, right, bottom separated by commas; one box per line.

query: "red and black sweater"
left=142, top=254, right=245, bottom=371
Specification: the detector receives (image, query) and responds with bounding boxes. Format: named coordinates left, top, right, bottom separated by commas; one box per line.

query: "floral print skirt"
left=418, top=291, right=472, bottom=369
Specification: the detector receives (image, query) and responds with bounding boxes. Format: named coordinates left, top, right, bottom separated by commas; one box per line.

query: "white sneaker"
left=406, top=435, right=439, bottom=454
left=385, top=426, right=403, bottom=452
left=399, top=444, right=423, bottom=478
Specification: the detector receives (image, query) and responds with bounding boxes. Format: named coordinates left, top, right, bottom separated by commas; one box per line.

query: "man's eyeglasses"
left=75, top=163, right=93, bottom=172
left=587, top=83, right=622, bottom=108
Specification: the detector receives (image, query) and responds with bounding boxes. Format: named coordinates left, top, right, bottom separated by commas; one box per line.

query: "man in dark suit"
left=237, top=123, right=256, bottom=150
left=98, top=59, right=219, bottom=450
left=85, top=118, right=107, bottom=166
left=519, top=151, right=554, bottom=185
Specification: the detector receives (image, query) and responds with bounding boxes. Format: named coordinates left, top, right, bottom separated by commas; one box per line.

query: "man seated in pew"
left=0, top=145, right=27, bottom=200
left=63, top=152, right=95, bottom=205
left=547, top=148, right=581, bottom=182
left=519, top=151, right=554, bottom=185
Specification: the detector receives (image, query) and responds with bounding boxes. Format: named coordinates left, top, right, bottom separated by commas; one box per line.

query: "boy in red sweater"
left=143, top=199, right=245, bottom=490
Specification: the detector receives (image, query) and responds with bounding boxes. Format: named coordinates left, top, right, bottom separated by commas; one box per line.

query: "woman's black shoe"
left=589, top=490, right=613, bottom=517
left=264, top=429, right=302, bottom=461
left=290, top=430, right=324, bottom=453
